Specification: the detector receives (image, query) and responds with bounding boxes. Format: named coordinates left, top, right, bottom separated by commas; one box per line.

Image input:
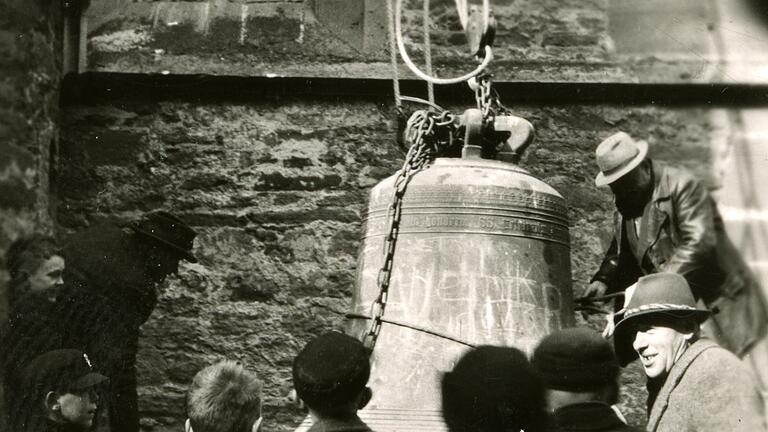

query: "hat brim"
left=594, top=140, right=649, bottom=187
left=612, top=307, right=711, bottom=366
left=72, top=372, right=109, bottom=389
left=131, top=228, right=198, bottom=263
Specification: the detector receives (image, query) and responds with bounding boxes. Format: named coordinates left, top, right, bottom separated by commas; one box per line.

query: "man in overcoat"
left=585, top=131, right=768, bottom=389
left=613, top=273, right=765, bottom=431
left=61, top=211, right=197, bottom=432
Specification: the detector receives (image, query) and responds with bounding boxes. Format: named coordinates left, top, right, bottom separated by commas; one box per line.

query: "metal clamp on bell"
left=493, top=114, right=535, bottom=163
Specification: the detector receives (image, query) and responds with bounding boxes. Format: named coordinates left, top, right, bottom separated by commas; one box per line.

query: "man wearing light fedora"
left=585, top=131, right=768, bottom=392
left=60, top=211, right=198, bottom=432
left=613, top=273, right=764, bottom=431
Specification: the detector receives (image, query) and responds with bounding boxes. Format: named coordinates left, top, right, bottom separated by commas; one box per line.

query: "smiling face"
left=631, top=314, right=695, bottom=379
left=27, top=254, right=65, bottom=295
left=57, top=387, right=99, bottom=428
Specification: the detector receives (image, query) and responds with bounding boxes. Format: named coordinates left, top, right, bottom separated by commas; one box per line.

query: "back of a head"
left=292, top=331, right=371, bottom=418
left=187, top=360, right=263, bottom=432
left=441, top=345, right=547, bottom=432
left=532, top=328, right=619, bottom=395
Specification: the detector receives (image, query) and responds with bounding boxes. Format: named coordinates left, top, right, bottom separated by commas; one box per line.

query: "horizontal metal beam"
left=61, top=72, right=768, bottom=107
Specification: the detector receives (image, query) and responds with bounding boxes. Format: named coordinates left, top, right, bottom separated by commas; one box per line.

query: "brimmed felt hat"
left=594, top=132, right=649, bottom=187
left=613, top=273, right=711, bottom=366
left=128, top=211, right=198, bottom=263
left=532, top=328, right=619, bottom=392
left=20, top=349, right=109, bottom=392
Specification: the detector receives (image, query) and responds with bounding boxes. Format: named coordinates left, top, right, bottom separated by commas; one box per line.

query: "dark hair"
left=441, top=346, right=547, bottom=432
left=5, top=234, right=60, bottom=305
left=187, top=361, right=263, bottom=432
left=292, top=332, right=370, bottom=417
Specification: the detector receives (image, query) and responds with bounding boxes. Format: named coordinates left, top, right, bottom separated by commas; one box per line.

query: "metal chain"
left=472, top=73, right=508, bottom=120
left=362, top=110, right=444, bottom=351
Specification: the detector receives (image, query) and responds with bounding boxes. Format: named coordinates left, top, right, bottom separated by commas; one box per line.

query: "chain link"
left=473, top=73, right=508, bottom=120
left=362, top=110, right=447, bottom=351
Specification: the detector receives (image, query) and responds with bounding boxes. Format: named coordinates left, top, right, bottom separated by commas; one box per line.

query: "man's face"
left=28, top=255, right=65, bottom=295
left=632, top=315, right=693, bottom=379
left=57, top=388, right=99, bottom=428
left=609, top=162, right=653, bottom=217
left=147, top=248, right=182, bottom=283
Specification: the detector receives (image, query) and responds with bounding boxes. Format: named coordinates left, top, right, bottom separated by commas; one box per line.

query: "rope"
left=386, top=0, right=401, bottom=109
left=422, top=0, right=434, bottom=103
left=400, top=95, right=446, bottom=112
left=455, top=0, right=468, bottom=30
left=347, top=313, right=476, bottom=348
left=395, top=0, right=493, bottom=85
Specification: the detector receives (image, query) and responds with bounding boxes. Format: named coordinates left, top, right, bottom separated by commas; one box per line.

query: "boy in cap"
left=292, top=331, right=373, bottom=432
left=442, top=345, right=547, bottom=432
left=613, top=273, right=764, bottom=431
left=12, top=349, right=108, bottom=432
left=532, top=328, right=640, bottom=431
left=186, top=360, right=263, bottom=432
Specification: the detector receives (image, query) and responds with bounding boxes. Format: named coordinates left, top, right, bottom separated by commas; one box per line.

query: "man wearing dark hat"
left=12, top=349, right=109, bottom=432
left=292, top=331, right=374, bottom=432
left=613, top=273, right=764, bottom=431
left=61, top=211, right=198, bottom=432
left=532, top=328, right=640, bottom=432
left=585, top=131, right=768, bottom=389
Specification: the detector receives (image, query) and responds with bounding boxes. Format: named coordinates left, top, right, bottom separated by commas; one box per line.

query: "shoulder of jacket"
left=683, top=343, right=752, bottom=386
left=657, top=162, right=700, bottom=187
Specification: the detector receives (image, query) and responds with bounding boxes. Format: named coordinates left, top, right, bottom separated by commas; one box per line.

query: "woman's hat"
left=594, top=132, right=649, bottom=187
left=613, top=273, right=711, bottom=365
left=128, top=211, right=198, bottom=263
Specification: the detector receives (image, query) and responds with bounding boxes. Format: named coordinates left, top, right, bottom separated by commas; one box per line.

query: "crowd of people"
left=1, top=131, right=767, bottom=432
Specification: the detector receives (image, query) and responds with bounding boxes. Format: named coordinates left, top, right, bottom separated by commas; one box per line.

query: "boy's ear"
left=358, top=387, right=372, bottom=410
left=185, top=418, right=193, bottom=432
left=44, top=391, right=61, bottom=415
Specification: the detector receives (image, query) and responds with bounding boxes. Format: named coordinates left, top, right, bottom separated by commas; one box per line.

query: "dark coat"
left=60, top=223, right=158, bottom=366
left=646, top=339, right=765, bottom=431
left=592, top=161, right=768, bottom=356
left=550, top=402, right=641, bottom=432
left=307, top=416, right=374, bottom=432
left=0, top=293, right=71, bottom=391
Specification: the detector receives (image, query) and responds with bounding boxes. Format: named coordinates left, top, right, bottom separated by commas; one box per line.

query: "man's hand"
left=583, top=281, right=608, bottom=298
left=602, top=312, right=616, bottom=338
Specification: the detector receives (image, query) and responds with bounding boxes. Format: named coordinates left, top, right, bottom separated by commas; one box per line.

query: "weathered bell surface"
left=348, top=156, right=574, bottom=431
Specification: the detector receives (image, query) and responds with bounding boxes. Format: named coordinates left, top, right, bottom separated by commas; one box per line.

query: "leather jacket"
left=591, top=160, right=767, bottom=356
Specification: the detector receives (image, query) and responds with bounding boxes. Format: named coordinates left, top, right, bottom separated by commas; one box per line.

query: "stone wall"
left=58, top=95, right=715, bottom=431
left=0, top=0, right=61, bottom=327
left=0, top=0, right=62, bottom=428
left=83, top=0, right=722, bottom=82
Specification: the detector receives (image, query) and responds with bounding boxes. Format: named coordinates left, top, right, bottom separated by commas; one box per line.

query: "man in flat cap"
left=12, top=349, right=109, bottom=432
left=613, top=273, right=764, bottom=431
left=584, top=131, right=768, bottom=389
left=532, top=327, right=639, bottom=431
left=292, top=331, right=374, bottom=432
left=60, top=211, right=198, bottom=432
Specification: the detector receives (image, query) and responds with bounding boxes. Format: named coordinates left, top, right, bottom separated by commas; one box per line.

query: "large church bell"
left=345, top=104, right=575, bottom=430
